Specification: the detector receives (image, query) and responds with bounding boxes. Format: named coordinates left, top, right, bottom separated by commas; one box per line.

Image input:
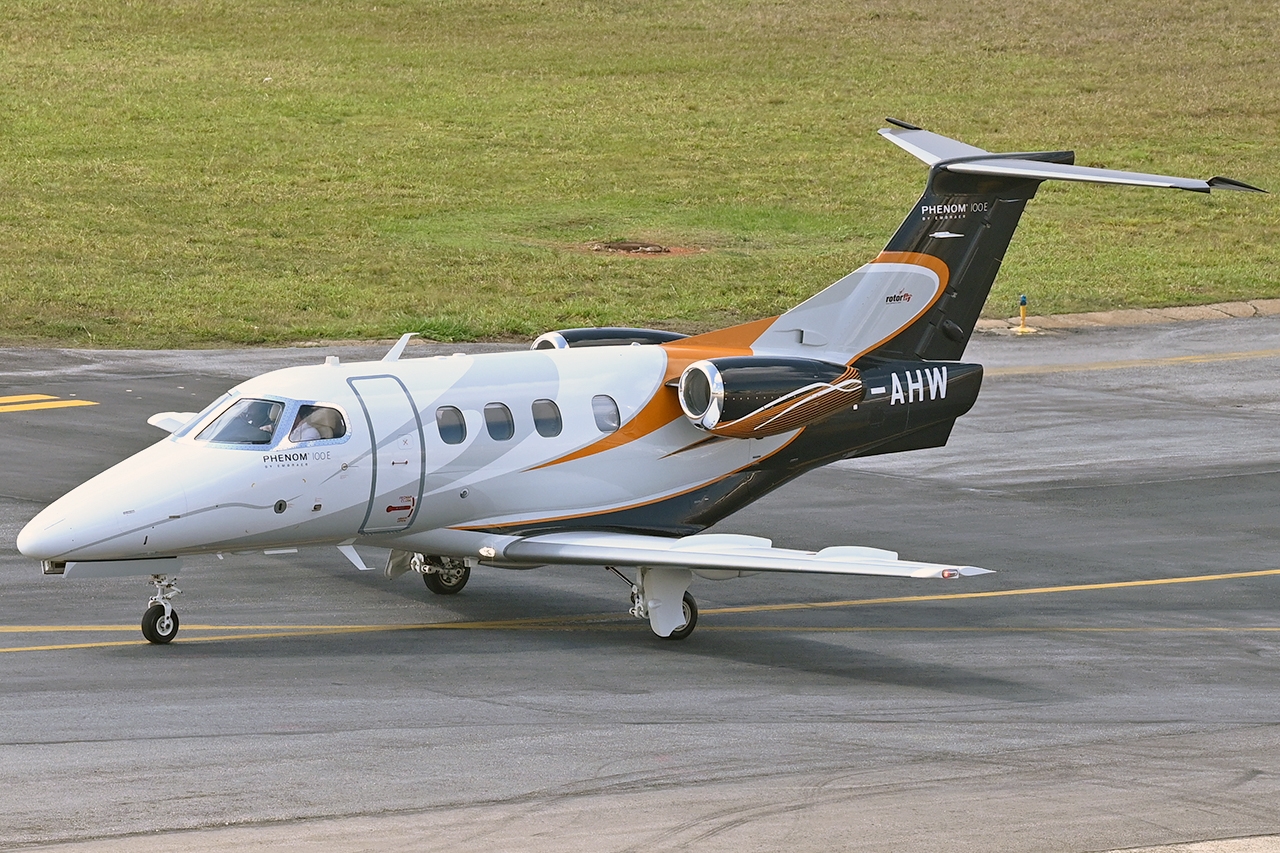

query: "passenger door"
left=348, top=376, right=426, bottom=534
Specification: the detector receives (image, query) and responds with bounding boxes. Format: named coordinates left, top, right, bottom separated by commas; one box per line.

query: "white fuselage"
left=17, top=346, right=797, bottom=564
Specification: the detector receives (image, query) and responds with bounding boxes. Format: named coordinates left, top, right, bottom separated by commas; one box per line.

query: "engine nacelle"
left=531, top=327, right=688, bottom=350
left=677, top=356, right=863, bottom=439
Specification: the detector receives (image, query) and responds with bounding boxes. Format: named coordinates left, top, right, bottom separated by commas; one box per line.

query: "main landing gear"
left=610, top=566, right=698, bottom=640
left=389, top=550, right=698, bottom=639
left=412, top=553, right=472, bottom=595
left=141, top=574, right=181, bottom=644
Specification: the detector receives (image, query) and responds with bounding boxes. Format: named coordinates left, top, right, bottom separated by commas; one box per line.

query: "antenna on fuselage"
left=382, top=332, right=419, bottom=362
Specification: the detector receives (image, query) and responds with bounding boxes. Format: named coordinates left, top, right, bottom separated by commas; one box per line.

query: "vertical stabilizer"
left=867, top=145, right=1054, bottom=361
left=746, top=121, right=1261, bottom=365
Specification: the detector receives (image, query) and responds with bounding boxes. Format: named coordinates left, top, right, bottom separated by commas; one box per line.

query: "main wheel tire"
left=661, top=592, right=698, bottom=641
left=423, top=564, right=470, bottom=595
left=141, top=604, right=179, bottom=644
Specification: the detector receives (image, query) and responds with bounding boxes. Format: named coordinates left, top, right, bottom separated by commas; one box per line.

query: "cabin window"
left=197, top=399, right=285, bottom=445
left=592, top=395, right=620, bottom=433
left=484, top=402, right=515, bottom=441
left=531, top=399, right=562, bottom=437
left=289, top=405, right=347, bottom=442
left=435, top=406, right=466, bottom=445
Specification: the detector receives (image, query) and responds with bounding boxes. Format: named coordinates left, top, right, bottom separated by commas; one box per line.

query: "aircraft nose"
left=15, top=438, right=192, bottom=562
left=16, top=496, right=114, bottom=562
left=16, top=512, right=66, bottom=561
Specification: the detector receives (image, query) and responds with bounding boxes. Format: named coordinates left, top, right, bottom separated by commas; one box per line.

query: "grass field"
left=1, top=0, right=1277, bottom=347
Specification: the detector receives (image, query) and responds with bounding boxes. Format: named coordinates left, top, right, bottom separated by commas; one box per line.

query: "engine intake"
left=678, top=356, right=863, bottom=438
left=532, top=327, right=688, bottom=350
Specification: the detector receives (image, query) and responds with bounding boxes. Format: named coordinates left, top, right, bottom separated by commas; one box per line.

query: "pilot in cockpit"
left=289, top=405, right=346, bottom=443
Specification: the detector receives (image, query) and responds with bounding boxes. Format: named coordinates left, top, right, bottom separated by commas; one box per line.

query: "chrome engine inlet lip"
left=678, top=360, right=725, bottom=430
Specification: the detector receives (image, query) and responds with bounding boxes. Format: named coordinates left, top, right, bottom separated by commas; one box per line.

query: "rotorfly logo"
left=885, top=290, right=912, bottom=304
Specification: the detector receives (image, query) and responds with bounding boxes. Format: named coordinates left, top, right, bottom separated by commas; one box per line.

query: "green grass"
left=1, top=0, right=1277, bottom=347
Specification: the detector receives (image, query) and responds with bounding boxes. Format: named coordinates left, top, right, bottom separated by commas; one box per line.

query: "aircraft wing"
left=501, top=531, right=991, bottom=579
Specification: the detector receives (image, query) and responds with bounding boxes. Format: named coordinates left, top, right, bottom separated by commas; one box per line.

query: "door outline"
left=348, top=375, right=426, bottom=534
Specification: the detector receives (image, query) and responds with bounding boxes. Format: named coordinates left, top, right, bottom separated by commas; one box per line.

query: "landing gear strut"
left=610, top=566, right=698, bottom=640
left=413, top=553, right=471, bottom=595
left=141, top=574, right=181, bottom=644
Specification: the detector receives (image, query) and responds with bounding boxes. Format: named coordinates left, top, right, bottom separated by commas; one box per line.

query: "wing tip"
left=956, top=566, right=995, bottom=577
left=885, top=117, right=924, bottom=131
left=1208, top=176, right=1268, bottom=194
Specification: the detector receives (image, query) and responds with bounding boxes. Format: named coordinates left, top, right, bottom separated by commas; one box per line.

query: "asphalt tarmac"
left=3, top=321, right=1280, bottom=853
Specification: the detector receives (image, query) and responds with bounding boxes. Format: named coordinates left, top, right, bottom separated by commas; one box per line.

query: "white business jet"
left=16, top=120, right=1263, bottom=643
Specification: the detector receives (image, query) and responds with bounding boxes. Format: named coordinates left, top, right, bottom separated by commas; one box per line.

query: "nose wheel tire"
left=660, top=592, right=698, bottom=641
left=423, top=564, right=470, bottom=595
left=141, top=604, right=179, bottom=644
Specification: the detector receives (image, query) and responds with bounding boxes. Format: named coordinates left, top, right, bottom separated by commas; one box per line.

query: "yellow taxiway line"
left=0, top=393, right=98, bottom=414
left=698, top=566, right=1280, bottom=616
left=5, top=566, right=1280, bottom=653
left=0, top=394, right=58, bottom=404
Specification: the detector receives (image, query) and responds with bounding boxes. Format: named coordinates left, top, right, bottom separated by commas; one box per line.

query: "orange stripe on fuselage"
left=459, top=429, right=806, bottom=532
left=529, top=317, right=778, bottom=470
left=528, top=253, right=948, bottom=470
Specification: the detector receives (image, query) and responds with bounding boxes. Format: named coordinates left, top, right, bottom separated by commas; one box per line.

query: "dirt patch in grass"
left=587, top=241, right=704, bottom=256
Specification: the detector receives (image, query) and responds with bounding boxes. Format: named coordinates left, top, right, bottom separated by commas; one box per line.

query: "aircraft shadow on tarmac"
left=106, top=554, right=1059, bottom=704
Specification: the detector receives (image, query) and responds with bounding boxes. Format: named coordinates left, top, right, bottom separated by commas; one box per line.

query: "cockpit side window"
left=196, top=399, right=285, bottom=445
left=289, top=405, right=347, bottom=442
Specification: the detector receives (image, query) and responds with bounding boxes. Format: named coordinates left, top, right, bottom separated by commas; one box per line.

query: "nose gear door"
left=349, top=376, right=426, bottom=534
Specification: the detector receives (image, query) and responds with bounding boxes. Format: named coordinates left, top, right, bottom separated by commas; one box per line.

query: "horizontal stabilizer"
left=946, top=158, right=1256, bottom=193
left=502, top=531, right=991, bottom=580
left=879, top=123, right=991, bottom=165
left=879, top=122, right=1265, bottom=193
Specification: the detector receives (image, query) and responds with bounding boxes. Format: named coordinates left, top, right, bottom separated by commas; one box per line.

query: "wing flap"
left=501, top=531, right=990, bottom=580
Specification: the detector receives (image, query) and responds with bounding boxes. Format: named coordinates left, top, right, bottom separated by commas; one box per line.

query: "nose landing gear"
left=141, top=574, right=181, bottom=644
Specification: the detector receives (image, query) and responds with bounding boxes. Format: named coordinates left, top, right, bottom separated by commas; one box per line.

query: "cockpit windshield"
left=196, top=399, right=285, bottom=445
